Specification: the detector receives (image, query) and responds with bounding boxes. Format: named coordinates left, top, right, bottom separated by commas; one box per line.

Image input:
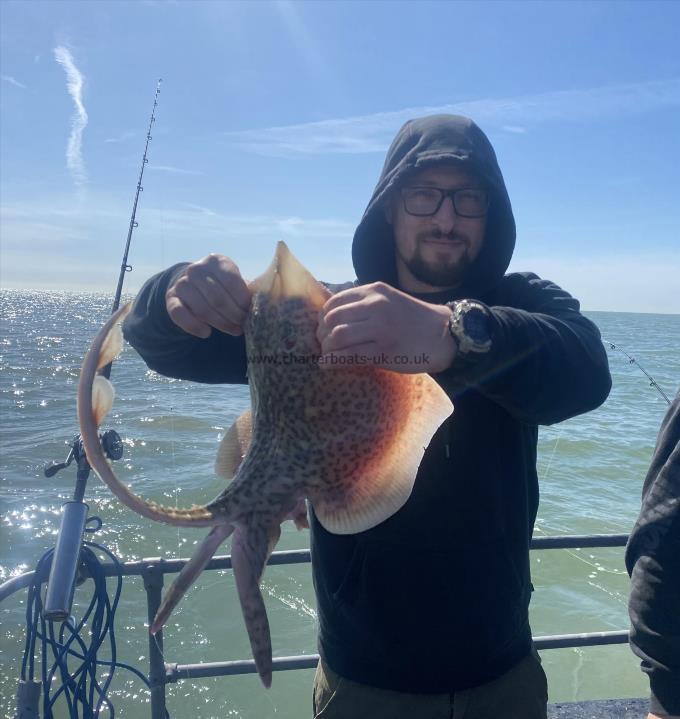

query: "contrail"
left=54, top=46, right=88, bottom=186
left=223, top=78, right=680, bottom=157
left=2, top=75, right=27, bottom=89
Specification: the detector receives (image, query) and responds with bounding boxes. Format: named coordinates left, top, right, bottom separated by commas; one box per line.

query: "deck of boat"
left=549, top=698, right=647, bottom=717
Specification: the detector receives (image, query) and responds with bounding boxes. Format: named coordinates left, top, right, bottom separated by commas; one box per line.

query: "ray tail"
left=231, top=523, right=282, bottom=688
left=150, top=522, right=234, bottom=634
left=77, top=303, right=218, bottom=527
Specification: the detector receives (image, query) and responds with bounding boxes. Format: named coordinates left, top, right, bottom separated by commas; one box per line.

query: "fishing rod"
left=103, top=77, right=163, bottom=382
left=43, top=75, right=163, bottom=610
left=604, top=339, right=672, bottom=405
left=16, top=79, right=167, bottom=719
left=110, top=79, right=162, bottom=316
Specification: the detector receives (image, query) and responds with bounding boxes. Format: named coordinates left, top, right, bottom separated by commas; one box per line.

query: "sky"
left=0, top=0, right=678, bottom=313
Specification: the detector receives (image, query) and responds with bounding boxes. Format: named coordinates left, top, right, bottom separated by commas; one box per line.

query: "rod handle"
left=43, top=501, right=89, bottom=621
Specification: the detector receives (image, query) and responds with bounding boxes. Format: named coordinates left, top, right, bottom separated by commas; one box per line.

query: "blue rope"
left=20, top=522, right=170, bottom=718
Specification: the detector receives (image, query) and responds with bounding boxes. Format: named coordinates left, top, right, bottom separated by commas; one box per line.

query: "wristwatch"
left=445, top=300, right=492, bottom=356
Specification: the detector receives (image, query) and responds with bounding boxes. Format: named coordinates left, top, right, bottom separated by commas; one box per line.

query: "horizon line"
left=1, top=285, right=678, bottom=317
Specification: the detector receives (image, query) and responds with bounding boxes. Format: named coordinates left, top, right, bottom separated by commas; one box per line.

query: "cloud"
left=277, top=216, right=305, bottom=235
left=223, top=79, right=680, bottom=156
left=0, top=198, right=355, bottom=290
left=53, top=46, right=88, bottom=187
left=180, top=202, right=217, bottom=215
left=2, top=75, right=27, bottom=89
left=508, top=253, right=680, bottom=314
left=105, top=131, right=136, bottom=144
left=273, top=0, right=327, bottom=78
left=148, top=164, right=203, bottom=175
left=3, top=196, right=677, bottom=311
left=154, top=204, right=353, bottom=244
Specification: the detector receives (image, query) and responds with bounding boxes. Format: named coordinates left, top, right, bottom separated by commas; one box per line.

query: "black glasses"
left=400, top=186, right=490, bottom=218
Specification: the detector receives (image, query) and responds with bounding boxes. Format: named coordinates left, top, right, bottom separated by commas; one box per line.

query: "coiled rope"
left=19, top=518, right=169, bottom=718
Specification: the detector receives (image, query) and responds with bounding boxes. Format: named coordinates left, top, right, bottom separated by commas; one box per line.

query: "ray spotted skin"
left=77, top=242, right=453, bottom=687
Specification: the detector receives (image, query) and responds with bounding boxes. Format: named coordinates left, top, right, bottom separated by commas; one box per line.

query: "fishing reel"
left=44, top=430, right=124, bottom=479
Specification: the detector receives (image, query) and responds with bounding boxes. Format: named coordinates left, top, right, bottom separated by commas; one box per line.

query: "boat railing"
left=1, top=533, right=631, bottom=719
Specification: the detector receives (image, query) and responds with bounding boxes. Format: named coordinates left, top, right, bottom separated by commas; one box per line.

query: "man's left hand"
left=317, top=282, right=456, bottom=373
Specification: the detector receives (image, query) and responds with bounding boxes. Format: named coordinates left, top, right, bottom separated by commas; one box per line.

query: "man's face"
left=386, top=165, right=487, bottom=292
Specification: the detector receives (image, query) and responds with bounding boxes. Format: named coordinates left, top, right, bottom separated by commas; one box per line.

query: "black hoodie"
left=626, top=393, right=680, bottom=716
left=123, top=114, right=612, bottom=693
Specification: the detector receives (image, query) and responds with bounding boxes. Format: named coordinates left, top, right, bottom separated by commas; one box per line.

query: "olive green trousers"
left=312, top=650, right=548, bottom=719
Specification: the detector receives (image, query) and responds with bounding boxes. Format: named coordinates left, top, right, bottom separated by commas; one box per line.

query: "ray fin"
left=306, top=370, right=453, bottom=534
left=215, top=410, right=252, bottom=480
left=285, top=497, right=309, bottom=530
left=91, top=375, right=115, bottom=427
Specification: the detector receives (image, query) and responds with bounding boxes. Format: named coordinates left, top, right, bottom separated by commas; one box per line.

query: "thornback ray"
left=76, top=241, right=453, bottom=686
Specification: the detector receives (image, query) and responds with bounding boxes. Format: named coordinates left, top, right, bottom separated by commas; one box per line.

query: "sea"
left=0, top=288, right=678, bottom=719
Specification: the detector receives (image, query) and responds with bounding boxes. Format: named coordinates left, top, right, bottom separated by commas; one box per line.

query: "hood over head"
left=351, top=114, right=516, bottom=299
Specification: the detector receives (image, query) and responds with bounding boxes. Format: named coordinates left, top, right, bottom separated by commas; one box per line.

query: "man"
left=123, top=114, right=612, bottom=718
left=626, top=392, right=680, bottom=719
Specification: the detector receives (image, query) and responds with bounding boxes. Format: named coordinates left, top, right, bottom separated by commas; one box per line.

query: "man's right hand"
left=165, top=254, right=251, bottom=338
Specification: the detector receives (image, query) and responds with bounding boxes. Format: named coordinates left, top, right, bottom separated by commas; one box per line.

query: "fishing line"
left=539, top=432, right=561, bottom=489
left=533, top=427, right=563, bottom=540
left=157, top=186, right=182, bottom=561
left=151, top=631, right=170, bottom=673
left=536, top=428, right=627, bottom=574
left=561, top=547, right=627, bottom=576
left=159, top=195, right=166, bottom=273
left=537, top=335, right=670, bottom=526
left=172, top=404, right=182, bottom=558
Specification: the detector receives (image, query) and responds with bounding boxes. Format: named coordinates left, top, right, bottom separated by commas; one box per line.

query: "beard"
left=398, top=229, right=473, bottom=289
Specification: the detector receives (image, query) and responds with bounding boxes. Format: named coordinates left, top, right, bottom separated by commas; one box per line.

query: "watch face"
left=462, top=308, right=490, bottom=343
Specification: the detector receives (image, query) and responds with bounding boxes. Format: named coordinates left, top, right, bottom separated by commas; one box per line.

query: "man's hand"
left=648, top=714, right=680, bottom=719
left=165, top=254, right=251, bottom=338
left=317, top=282, right=456, bottom=373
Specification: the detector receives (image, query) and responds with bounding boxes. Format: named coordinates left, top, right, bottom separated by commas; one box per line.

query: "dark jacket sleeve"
left=122, top=263, right=249, bottom=384
left=443, top=272, right=612, bottom=425
left=625, top=394, right=680, bottom=716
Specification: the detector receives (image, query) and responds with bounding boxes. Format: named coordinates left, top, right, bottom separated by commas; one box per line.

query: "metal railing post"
left=142, top=561, right=167, bottom=719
